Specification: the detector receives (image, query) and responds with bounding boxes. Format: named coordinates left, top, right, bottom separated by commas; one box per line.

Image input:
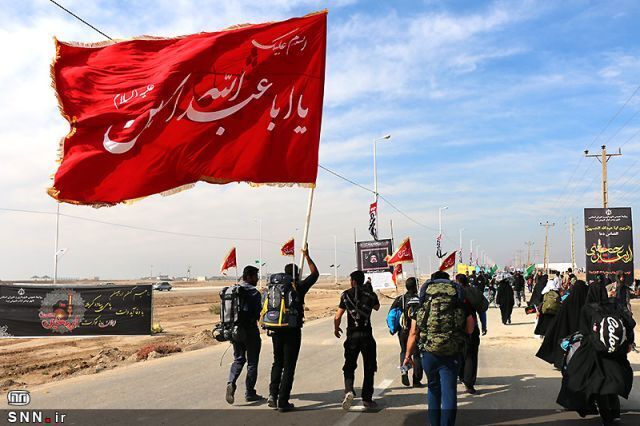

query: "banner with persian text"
left=584, top=207, right=634, bottom=283
left=0, top=285, right=152, bottom=337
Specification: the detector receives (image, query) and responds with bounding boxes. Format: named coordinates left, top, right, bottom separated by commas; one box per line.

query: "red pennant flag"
left=439, top=250, right=457, bottom=271
left=368, top=202, right=378, bottom=240
left=280, top=238, right=295, bottom=256
left=48, top=12, right=327, bottom=206
left=392, top=263, right=403, bottom=286
left=220, top=247, right=237, bottom=275
left=385, top=237, right=414, bottom=265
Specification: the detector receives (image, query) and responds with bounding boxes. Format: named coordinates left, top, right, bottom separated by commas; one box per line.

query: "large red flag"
left=49, top=12, right=327, bottom=205
left=439, top=251, right=457, bottom=271
left=220, top=247, right=237, bottom=275
left=385, top=237, right=414, bottom=265
left=392, top=263, right=403, bottom=286
left=280, top=238, right=295, bottom=256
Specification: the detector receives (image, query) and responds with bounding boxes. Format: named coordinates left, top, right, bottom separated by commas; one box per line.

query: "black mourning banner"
left=584, top=207, right=634, bottom=283
left=357, top=239, right=393, bottom=273
left=0, top=284, right=152, bottom=337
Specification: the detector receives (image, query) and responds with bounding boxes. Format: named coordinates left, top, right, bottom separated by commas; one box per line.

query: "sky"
left=1, top=0, right=640, bottom=280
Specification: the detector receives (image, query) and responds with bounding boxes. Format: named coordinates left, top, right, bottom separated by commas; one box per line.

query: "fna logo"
left=7, top=390, right=67, bottom=424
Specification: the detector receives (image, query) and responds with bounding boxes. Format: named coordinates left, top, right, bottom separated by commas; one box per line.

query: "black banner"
left=356, top=239, right=393, bottom=273
left=0, top=284, right=152, bottom=337
left=584, top=207, right=634, bottom=283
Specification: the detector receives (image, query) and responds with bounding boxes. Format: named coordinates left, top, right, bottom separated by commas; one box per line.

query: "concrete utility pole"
left=525, top=241, right=534, bottom=265
left=569, top=217, right=576, bottom=271
left=585, top=145, right=622, bottom=208
left=540, top=221, right=555, bottom=273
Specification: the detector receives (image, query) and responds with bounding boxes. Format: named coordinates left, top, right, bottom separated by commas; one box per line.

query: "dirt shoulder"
left=0, top=285, right=343, bottom=392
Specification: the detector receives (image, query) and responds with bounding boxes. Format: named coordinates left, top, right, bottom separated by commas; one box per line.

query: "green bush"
left=209, top=303, right=221, bottom=315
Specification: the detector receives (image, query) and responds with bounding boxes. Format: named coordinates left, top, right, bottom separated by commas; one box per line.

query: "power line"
left=48, top=0, right=113, bottom=40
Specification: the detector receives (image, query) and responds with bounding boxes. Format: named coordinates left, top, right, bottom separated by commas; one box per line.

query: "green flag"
left=489, top=265, right=498, bottom=274
left=525, top=264, right=535, bottom=278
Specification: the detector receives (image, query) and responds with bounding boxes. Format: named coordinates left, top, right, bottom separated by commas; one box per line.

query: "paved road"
left=3, top=301, right=640, bottom=425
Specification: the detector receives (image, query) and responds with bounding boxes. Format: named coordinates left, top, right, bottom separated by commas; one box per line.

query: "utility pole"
left=516, top=250, right=524, bottom=269
left=569, top=217, right=576, bottom=271
left=540, top=221, right=555, bottom=273
left=585, top=145, right=622, bottom=208
left=525, top=241, right=534, bottom=265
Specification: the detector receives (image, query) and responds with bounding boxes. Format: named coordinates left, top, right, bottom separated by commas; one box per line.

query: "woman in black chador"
left=536, top=279, right=589, bottom=369
left=557, top=282, right=635, bottom=426
left=496, top=279, right=515, bottom=325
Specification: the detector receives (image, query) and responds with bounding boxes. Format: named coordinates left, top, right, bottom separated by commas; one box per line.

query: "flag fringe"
left=47, top=180, right=316, bottom=207
left=54, top=10, right=328, bottom=49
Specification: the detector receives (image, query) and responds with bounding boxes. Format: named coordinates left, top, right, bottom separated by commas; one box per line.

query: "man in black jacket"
left=226, top=266, right=263, bottom=404
left=267, top=246, right=319, bottom=412
left=389, top=277, right=423, bottom=387
left=335, top=270, right=380, bottom=410
left=514, top=271, right=526, bottom=308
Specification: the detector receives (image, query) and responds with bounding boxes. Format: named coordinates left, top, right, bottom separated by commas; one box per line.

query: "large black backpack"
left=213, top=285, right=245, bottom=342
left=588, top=304, right=627, bottom=354
left=260, top=273, right=299, bottom=330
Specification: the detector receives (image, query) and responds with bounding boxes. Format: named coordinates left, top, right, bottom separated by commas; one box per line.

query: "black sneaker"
left=412, top=382, right=424, bottom=388
left=245, top=393, right=265, bottom=402
left=225, top=383, right=236, bottom=405
left=465, top=385, right=477, bottom=395
left=278, top=402, right=295, bottom=412
left=267, top=395, right=277, bottom=409
left=363, top=400, right=378, bottom=410
left=401, top=373, right=410, bottom=387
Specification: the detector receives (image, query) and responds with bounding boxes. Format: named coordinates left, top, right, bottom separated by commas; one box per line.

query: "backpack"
left=212, top=285, right=245, bottom=343
left=386, top=306, right=402, bottom=335
left=588, top=305, right=627, bottom=354
left=416, top=281, right=466, bottom=356
left=541, top=290, right=561, bottom=315
left=260, top=273, right=299, bottom=330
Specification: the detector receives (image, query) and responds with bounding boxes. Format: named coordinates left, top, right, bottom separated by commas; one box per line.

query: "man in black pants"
left=334, top=270, right=380, bottom=410
left=226, top=266, right=263, bottom=404
left=514, top=271, right=525, bottom=307
left=267, top=247, right=318, bottom=412
left=390, top=277, right=423, bottom=387
left=456, top=273, right=488, bottom=395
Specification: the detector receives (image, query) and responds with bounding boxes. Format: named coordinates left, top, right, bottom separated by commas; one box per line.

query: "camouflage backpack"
left=416, top=281, right=466, bottom=356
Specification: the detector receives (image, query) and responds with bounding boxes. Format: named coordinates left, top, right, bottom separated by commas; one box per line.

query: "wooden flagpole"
left=298, top=187, right=315, bottom=277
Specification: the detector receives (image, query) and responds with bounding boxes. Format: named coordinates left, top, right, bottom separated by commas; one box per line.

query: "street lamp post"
left=254, top=218, right=263, bottom=284
left=438, top=206, right=448, bottom=236
left=373, top=134, right=391, bottom=202
left=469, top=239, right=474, bottom=264
left=333, top=235, right=338, bottom=285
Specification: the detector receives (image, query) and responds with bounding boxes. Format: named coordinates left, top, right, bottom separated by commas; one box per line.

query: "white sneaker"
left=342, top=391, right=355, bottom=411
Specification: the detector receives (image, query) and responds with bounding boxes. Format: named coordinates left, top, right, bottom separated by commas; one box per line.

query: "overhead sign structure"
left=584, top=207, right=634, bottom=282
left=356, top=239, right=394, bottom=289
left=0, top=284, right=152, bottom=337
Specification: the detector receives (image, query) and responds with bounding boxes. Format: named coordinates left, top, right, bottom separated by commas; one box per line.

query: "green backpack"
left=541, top=290, right=561, bottom=315
left=416, top=281, right=466, bottom=356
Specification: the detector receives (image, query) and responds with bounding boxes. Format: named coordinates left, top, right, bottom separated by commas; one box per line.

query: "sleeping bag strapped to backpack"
left=589, top=305, right=627, bottom=354
left=541, top=290, right=561, bottom=315
left=213, top=285, right=245, bottom=343
left=417, top=281, right=466, bottom=356
left=260, top=273, right=299, bottom=330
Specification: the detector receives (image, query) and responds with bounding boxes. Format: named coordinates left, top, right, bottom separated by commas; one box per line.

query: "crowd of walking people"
left=216, top=249, right=636, bottom=426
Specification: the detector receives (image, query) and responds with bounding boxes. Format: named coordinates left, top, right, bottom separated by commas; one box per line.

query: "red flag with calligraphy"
left=439, top=251, right=457, bottom=271
left=385, top=237, right=414, bottom=265
left=220, top=247, right=237, bottom=275
left=280, top=238, right=295, bottom=256
left=49, top=12, right=327, bottom=206
left=392, top=263, right=403, bottom=286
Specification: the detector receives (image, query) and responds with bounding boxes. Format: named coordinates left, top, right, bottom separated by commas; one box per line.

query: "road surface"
left=2, top=300, right=639, bottom=425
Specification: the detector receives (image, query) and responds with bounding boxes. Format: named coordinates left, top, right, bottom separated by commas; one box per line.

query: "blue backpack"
left=387, top=306, right=402, bottom=335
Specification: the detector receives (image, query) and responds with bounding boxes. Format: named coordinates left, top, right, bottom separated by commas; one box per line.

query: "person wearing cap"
left=225, top=265, right=263, bottom=405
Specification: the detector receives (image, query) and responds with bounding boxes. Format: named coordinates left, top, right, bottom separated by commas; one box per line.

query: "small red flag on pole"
left=439, top=250, right=457, bottom=271
left=280, top=238, right=295, bottom=256
left=221, top=247, right=237, bottom=275
left=385, top=237, right=414, bottom=265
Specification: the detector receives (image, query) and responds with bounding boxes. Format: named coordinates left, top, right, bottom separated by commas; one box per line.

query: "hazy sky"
left=1, top=0, right=640, bottom=280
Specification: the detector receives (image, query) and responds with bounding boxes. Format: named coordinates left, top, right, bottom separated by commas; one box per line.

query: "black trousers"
left=595, top=394, right=620, bottom=424
left=500, top=305, right=513, bottom=324
left=343, top=330, right=377, bottom=401
left=228, top=327, right=261, bottom=396
left=398, top=330, right=423, bottom=383
left=269, top=327, right=302, bottom=404
left=458, top=327, right=480, bottom=387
